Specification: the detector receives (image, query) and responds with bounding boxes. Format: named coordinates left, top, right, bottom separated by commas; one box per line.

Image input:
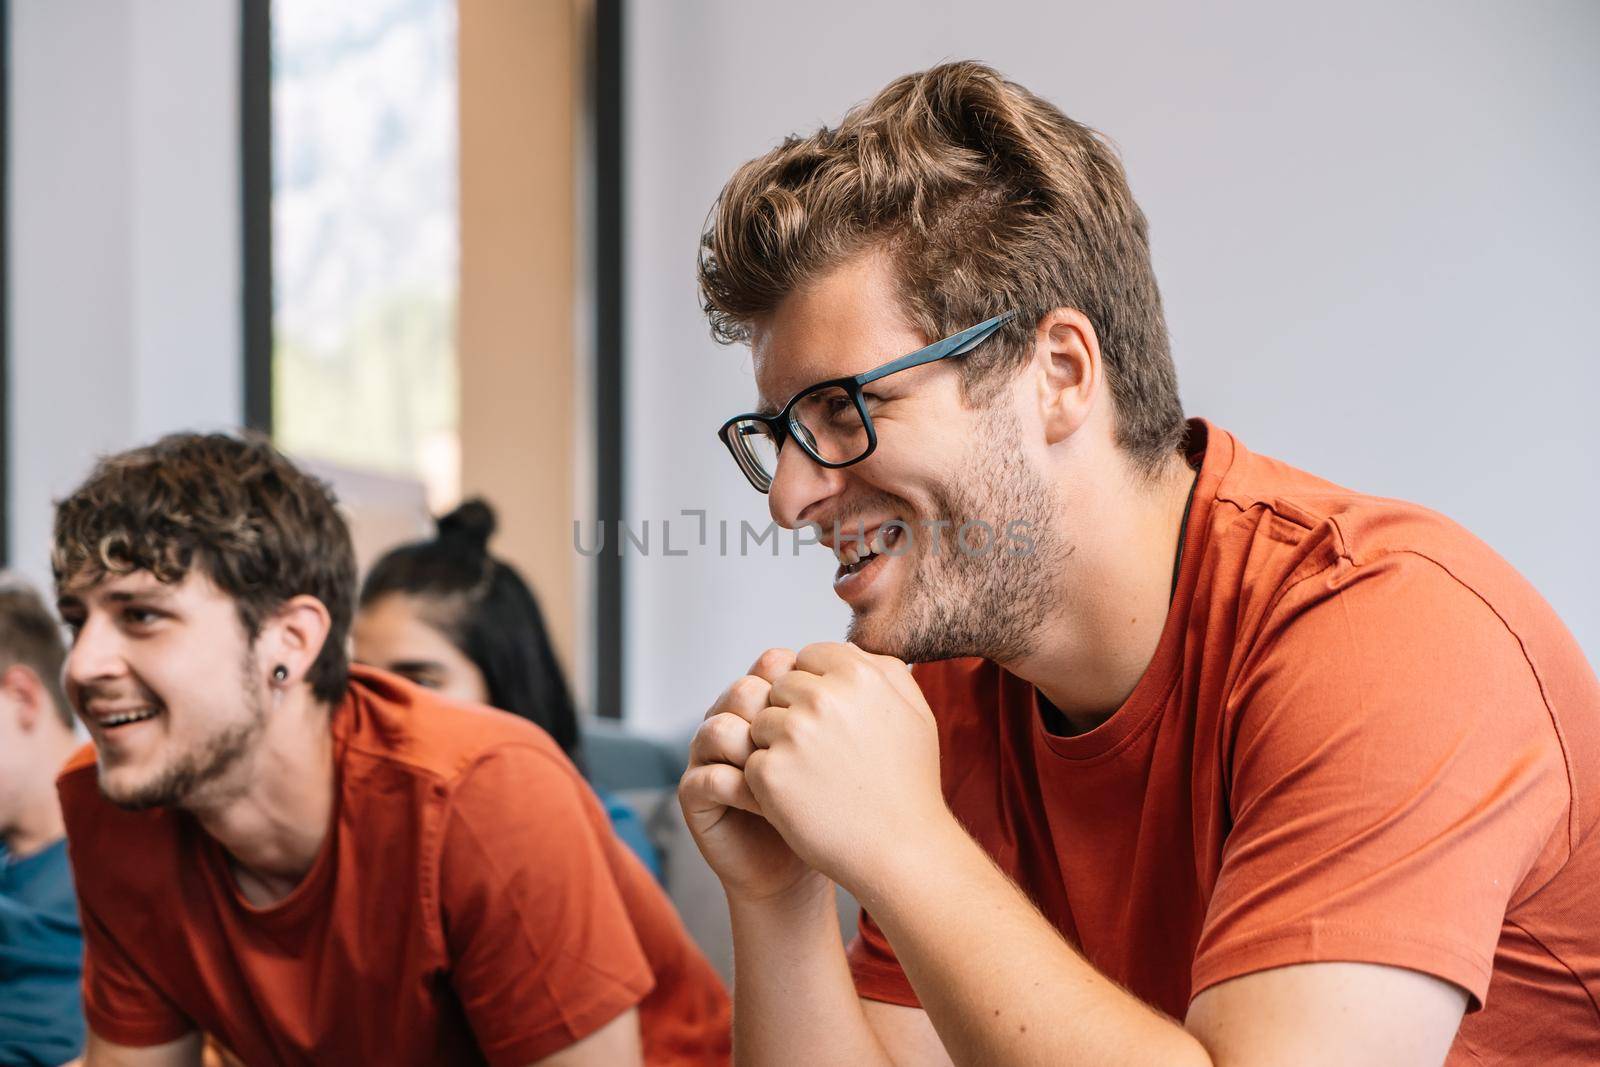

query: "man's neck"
left=1003, top=448, right=1199, bottom=734
left=189, top=691, right=338, bottom=906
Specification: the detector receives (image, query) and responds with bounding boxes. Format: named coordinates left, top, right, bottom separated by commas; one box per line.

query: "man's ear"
left=1029, top=307, right=1102, bottom=446
left=256, top=595, right=333, bottom=689
left=0, top=663, right=52, bottom=732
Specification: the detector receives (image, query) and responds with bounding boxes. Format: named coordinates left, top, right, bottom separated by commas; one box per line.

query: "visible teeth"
left=834, top=525, right=904, bottom=568
left=102, top=707, right=158, bottom=727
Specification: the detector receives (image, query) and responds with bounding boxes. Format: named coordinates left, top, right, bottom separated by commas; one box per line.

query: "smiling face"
left=753, top=253, right=1074, bottom=663
left=56, top=569, right=269, bottom=811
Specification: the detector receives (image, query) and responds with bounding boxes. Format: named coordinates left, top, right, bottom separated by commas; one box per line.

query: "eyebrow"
left=103, top=588, right=174, bottom=604
left=387, top=659, right=448, bottom=675
left=56, top=585, right=174, bottom=614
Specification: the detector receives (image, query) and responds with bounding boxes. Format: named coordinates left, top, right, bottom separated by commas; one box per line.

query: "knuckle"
left=788, top=679, right=822, bottom=711
left=687, top=723, right=714, bottom=762
left=709, top=712, right=750, bottom=747
left=731, top=674, right=770, bottom=706
left=752, top=643, right=796, bottom=675
left=783, top=712, right=813, bottom=743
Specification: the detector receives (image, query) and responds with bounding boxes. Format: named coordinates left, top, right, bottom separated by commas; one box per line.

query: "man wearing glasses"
left=679, top=60, right=1600, bottom=1066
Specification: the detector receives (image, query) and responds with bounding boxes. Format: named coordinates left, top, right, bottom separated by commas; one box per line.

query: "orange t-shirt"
left=848, top=420, right=1600, bottom=1063
left=58, top=666, right=730, bottom=1066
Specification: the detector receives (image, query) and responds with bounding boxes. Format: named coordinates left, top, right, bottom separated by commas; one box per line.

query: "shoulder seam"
left=1252, top=544, right=1578, bottom=861
left=1369, top=547, right=1579, bottom=859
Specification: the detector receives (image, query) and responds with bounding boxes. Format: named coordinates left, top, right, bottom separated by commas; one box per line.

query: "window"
left=270, top=0, right=459, bottom=510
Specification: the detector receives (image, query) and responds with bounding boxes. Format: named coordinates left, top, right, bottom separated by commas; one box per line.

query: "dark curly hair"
left=51, top=433, right=357, bottom=704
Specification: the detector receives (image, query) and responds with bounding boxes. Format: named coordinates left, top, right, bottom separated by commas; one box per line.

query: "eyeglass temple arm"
left=855, top=311, right=1017, bottom=386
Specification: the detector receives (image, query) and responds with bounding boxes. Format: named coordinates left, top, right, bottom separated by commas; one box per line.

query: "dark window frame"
left=1, top=0, right=11, bottom=565
left=240, top=0, right=272, bottom=434
left=592, top=0, right=625, bottom=718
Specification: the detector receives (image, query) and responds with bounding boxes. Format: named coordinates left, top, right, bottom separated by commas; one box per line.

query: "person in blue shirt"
left=0, top=578, right=86, bottom=1066
left=352, top=500, right=663, bottom=879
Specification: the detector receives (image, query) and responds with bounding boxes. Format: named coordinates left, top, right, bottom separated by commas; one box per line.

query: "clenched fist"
left=743, top=642, right=950, bottom=897
left=678, top=649, right=829, bottom=905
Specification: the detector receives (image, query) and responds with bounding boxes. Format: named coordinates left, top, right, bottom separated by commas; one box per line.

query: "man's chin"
left=96, top=762, right=184, bottom=812
left=844, top=609, right=909, bottom=660
left=847, top=597, right=998, bottom=665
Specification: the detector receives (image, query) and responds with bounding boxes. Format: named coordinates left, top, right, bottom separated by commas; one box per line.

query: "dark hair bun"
left=436, top=498, right=496, bottom=553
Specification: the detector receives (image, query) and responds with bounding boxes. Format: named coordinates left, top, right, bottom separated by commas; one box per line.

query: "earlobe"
left=263, top=595, right=333, bottom=690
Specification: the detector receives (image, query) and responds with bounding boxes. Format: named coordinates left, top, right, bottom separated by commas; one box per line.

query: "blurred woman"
left=353, top=499, right=662, bottom=878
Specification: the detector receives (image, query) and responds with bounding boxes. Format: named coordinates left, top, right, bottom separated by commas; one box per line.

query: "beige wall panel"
left=458, top=0, right=582, bottom=687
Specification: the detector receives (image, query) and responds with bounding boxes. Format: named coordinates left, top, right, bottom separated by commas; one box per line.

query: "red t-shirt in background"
left=849, top=420, right=1600, bottom=1064
left=59, top=666, right=731, bottom=1066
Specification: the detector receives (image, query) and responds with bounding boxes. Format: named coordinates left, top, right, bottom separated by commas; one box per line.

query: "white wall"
left=624, top=0, right=1600, bottom=736
left=6, top=0, right=241, bottom=590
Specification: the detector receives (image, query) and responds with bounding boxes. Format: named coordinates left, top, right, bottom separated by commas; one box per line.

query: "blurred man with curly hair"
left=54, top=434, right=729, bottom=1067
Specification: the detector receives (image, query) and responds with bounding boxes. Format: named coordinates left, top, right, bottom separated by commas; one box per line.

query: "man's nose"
left=767, top=437, right=847, bottom=530
left=64, top=614, right=127, bottom=692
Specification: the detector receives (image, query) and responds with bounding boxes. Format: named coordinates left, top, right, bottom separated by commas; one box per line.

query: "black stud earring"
left=272, top=665, right=289, bottom=683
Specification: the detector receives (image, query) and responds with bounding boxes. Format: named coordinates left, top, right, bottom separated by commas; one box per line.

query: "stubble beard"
left=99, top=655, right=269, bottom=812
left=846, top=405, right=1072, bottom=665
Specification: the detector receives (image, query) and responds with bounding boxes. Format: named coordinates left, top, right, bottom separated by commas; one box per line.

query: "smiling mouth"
left=833, top=524, right=907, bottom=580
left=90, top=706, right=163, bottom=730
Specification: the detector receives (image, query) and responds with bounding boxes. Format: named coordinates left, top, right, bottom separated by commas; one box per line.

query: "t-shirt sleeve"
left=55, top=766, right=195, bottom=1048
left=1191, top=550, right=1570, bottom=1009
left=75, top=868, right=195, bottom=1046
left=438, top=745, right=655, bottom=1066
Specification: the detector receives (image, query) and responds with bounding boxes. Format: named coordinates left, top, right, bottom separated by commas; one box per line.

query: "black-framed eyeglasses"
left=717, top=311, right=1016, bottom=493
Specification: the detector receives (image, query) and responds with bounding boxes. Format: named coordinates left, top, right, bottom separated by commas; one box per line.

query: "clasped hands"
left=678, top=642, right=950, bottom=903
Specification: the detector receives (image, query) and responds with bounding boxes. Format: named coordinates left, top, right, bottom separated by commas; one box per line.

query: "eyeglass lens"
left=729, top=385, right=874, bottom=489
left=729, top=421, right=780, bottom=490
left=787, top=385, right=869, bottom=467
